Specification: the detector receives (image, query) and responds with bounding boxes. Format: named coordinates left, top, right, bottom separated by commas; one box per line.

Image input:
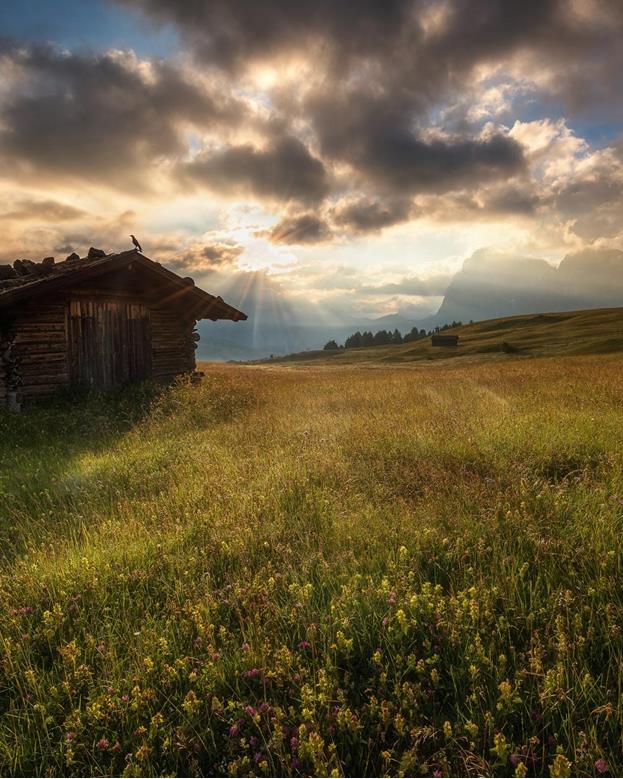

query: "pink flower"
left=388, top=592, right=397, bottom=605
left=65, top=732, right=76, bottom=743
left=245, top=705, right=257, bottom=718
left=290, top=737, right=299, bottom=750
left=97, top=738, right=109, bottom=750
left=228, top=724, right=239, bottom=737
left=510, top=754, right=521, bottom=767
left=595, top=759, right=608, bottom=774
left=433, top=771, right=443, bottom=778
left=298, top=640, right=311, bottom=650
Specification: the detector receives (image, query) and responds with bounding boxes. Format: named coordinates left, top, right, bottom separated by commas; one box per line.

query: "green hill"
left=261, top=306, right=623, bottom=364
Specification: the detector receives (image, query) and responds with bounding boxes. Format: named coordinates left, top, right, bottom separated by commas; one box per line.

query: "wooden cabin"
left=431, top=333, right=459, bottom=347
left=0, top=248, right=246, bottom=409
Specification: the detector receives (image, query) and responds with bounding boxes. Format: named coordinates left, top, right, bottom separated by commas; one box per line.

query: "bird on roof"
left=130, top=234, right=143, bottom=253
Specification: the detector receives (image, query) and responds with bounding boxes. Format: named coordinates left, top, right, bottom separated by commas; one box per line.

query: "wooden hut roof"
left=0, top=249, right=247, bottom=322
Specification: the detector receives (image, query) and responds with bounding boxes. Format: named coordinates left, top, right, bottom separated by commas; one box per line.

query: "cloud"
left=0, top=41, right=245, bottom=190
left=116, top=0, right=415, bottom=72
left=200, top=241, right=244, bottom=266
left=360, top=273, right=453, bottom=297
left=0, top=198, right=87, bottom=221
left=551, top=144, right=623, bottom=242
left=307, top=88, right=526, bottom=195
left=117, top=0, right=622, bottom=214
left=332, top=197, right=412, bottom=233
left=178, top=135, right=329, bottom=205
left=263, top=212, right=331, bottom=244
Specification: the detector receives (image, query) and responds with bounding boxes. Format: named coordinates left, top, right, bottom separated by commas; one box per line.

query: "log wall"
left=150, top=308, right=197, bottom=381
left=0, top=302, right=69, bottom=406
left=0, top=298, right=198, bottom=408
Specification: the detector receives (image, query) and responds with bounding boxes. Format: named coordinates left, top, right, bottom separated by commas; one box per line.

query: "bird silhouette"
left=130, top=234, right=143, bottom=253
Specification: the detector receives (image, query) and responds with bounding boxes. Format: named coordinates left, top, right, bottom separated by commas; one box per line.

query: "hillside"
left=262, top=306, right=623, bottom=364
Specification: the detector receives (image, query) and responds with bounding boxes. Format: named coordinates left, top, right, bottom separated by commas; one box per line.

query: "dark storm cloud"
left=119, top=0, right=623, bottom=207
left=179, top=136, right=329, bottom=205
left=263, top=212, right=331, bottom=245
left=332, top=197, right=412, bottom=234
left=482, top=184, right=541, bottom=216
left=165, top=240, right=245, bottom=274
left=0, top=40, right=245, bottom=189
left=116, top=0, right=416, bottom=71
left=200, top=241, right=244, bottom=266
left=306, top=88, right=526, bottom=195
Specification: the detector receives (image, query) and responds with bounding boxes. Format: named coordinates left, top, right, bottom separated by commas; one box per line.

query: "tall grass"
left=1, top=355, right=622, bottom=777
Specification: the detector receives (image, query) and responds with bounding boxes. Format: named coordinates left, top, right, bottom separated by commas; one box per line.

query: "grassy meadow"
left=1, top=335, right=623, bottom=775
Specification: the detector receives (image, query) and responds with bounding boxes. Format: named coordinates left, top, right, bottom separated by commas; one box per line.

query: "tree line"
left=324, top=321, right=464, bottom=350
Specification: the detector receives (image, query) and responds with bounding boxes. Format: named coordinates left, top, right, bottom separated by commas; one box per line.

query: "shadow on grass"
left=0, top=381, right=170, bottom=562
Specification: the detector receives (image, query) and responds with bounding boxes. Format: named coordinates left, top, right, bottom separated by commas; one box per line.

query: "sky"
left=0, top=0, right=622, bottom=324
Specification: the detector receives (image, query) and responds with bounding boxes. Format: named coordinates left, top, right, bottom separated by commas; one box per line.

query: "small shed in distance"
left=0, top=248, right=246, bottom=409
left=431, top=333, right=459, bottom=347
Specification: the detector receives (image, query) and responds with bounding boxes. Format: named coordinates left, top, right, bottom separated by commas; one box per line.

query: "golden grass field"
left=1, top=310, right=623, bottom=777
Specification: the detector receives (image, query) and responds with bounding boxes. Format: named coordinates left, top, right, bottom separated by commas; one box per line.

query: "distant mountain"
left=435, top=247, right=623, bottom=325
left=197, top=247, right=623, bottom=361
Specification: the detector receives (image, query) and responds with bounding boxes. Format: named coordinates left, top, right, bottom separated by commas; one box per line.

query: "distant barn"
left=431, top=334, right=459, bottom=347
left=0, top=248, right=246, bottom=409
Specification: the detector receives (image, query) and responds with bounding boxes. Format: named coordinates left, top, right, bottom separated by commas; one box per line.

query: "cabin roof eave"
left=0, top=250, right=247, bottom=322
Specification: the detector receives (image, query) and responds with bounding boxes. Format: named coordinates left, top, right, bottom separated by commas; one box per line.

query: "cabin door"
left=68, top=299, right=152, bottom=389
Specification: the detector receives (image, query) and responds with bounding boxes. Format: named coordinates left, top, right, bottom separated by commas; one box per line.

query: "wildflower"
left=491, top=733, right=510, bottom=763
left=594, top=759, right=607, bottom=774
left=510, top=754, right=521, bottom=767
left=298, top=640, right=311, bottom=650
left=245, top=705, right=258, bottom=718
left=97, top=738, right=109, bottom=750
left=515, top=761, right=528, bottom=778
left=290, top=737, right=299, bottom=750
left=135, top=745, right=151, bottom=761
left=433, top=771, right=443, bottom=778
left=244, top=668, right=260, bottom=679
left=65, top=732, right=76, bottom=743
left=229, top=724, right=239, bottom=737
left=549, top=754, right=572, bottom=778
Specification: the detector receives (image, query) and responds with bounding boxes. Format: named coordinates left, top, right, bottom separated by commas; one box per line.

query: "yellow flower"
left=549, top=754, right=572, bottom=778
left=515, top=761, right=528, bottom=778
